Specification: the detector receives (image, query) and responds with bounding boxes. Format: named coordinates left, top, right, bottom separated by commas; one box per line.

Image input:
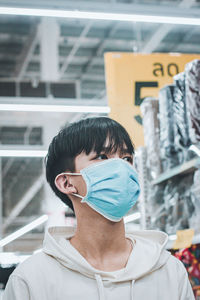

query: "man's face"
left=70, top=140, right=134, bottom=198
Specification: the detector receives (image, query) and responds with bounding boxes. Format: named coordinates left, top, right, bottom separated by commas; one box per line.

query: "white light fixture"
left=0, top=252, right=30, bottom=265
left=0, top=103, right=110, bottom=113
left=0, top=7, right=199, bottom=26
left=169, top=234, right=177, bottom=241
left=0, top=215, right=48, bottom=247
left=0, top=150, right=47, bottom=157
left=33, top=248, right=43, bottom=254
left=124, top=212, right=141, bottom=223
left=189, top=145, right=200, bottom=157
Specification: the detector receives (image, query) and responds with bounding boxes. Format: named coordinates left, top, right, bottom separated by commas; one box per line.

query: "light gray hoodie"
left=3, top=226, right=194, bottom=300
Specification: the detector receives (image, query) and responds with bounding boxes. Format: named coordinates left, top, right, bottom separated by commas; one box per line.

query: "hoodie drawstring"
left=95, top=274, right=106, bottom=300
left=95, top=274, right=135, bottom=300
left=131, top=280, right=135, bottom=300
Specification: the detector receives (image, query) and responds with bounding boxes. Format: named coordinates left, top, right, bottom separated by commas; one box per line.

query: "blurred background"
left=0, top=0, right=200, bottom=298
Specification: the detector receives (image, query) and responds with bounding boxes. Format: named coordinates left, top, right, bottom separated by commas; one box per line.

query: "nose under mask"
left=62, top=158, right=140, bottom=222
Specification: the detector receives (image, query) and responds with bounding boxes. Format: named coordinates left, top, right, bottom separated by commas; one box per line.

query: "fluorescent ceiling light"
left=0, top=253, right=30, bottom=265
left=124, top=212, right=141, bottom=223
left=169, top=234, right=177, bottom=241
left=0, top=150, right=47, bottom=157
left=0, top=214, right=48, bottom=247
left=33, top=248, right=43, bottom=254
left=0, top=7, right=199, bottom=26
left=0, top=103, right=110, bottom=113
left=189, top=145, right=200, bottom=157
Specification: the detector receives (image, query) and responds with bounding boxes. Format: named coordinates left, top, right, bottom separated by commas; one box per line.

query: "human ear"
left=54, top=173, right=77, bottom=195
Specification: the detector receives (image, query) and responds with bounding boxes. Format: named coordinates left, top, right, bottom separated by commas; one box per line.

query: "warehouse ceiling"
left=0, top=0, right=200, bottom=98
left=0, top=0, right=200, bottom=253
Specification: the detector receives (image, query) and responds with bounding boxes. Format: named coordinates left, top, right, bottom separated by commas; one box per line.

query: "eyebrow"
left=100, top=147, right=133, bottom=155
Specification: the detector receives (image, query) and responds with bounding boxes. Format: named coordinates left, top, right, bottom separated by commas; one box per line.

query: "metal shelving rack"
left=137, top=144, right=200, bottom=244
left=137, top=147, right=150, bottom=230
left=150, top=156, right=200, bottom=248
left=151, top=157, right=200, bottom=185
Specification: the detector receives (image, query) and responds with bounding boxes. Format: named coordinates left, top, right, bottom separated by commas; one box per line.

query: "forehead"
left=97, top=136, right=130, bottom=155
left=74, top=135, right=133, bottom=171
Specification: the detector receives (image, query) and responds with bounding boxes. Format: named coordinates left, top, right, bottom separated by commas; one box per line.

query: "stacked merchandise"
left=162, top=174, right=194, bottom=235
left=158, top=59, right=200, bottom=170
left=159, top=84, right=179, bottom=170
left=140, top=59, right=200, bottom=234
left=140, top=98, right=165, bottom=229
left=170, top=244, right=200, bottom=299
left=140, top=59, right=200, bottom=298
left=185, top=60, right=200, bottom=146
left=140, top=97, right=162, bottom=179
left=173, top=72, right=191, bottom=162
left=189, top=169, right=200, bottom=235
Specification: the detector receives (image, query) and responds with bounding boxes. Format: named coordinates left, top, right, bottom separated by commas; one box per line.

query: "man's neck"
left=69, top=214, right=133, bottom=271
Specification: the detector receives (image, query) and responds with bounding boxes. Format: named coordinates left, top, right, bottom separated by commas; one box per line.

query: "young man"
left=3, top=117, right=194, bottom=299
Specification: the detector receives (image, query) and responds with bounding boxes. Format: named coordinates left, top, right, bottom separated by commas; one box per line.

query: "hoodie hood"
left=4, top=226, right=195, bottom=300
left=43, top=226, right=170, bottom=283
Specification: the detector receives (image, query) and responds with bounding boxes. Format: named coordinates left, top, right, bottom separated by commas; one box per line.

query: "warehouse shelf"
left=151, top=157, right=200, bottom=185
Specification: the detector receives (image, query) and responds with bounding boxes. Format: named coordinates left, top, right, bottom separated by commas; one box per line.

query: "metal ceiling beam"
left=40, top=18, right=59, bottom=81
left=173, top=42, right=200, bottom=53
left=15, top=21, right=40, bottom=79
left=0, top=96, right=107, bottom=105
left=141, top=0, right=196, bottom=53
left=0, top=145, right=45, bottom=151
left=80, top=23, right=119, bottom=98
left=92, top=89, right=106, bottom=100
left=95, top=0, right=197, bottom=98
left=133, top=22, right=142, bottom=52
left=21, top=37, right=200, bottom=69
left=59, top=56, right=104, bottom=66
left=0, top=158, right=2, bottom=240
left=81, top=88, right=105, bottom=95
left=3, top=158, right=30, bottom=215
left=79, top=23, right=118, bottom=85
left=3, top=174, right=44, bottom=231
left=24, top=126, right=32, bottom=145
left=60, top=21, right=93, bottom=79
left=80, top=74, right=105, bottom=81
left=141, top=24, right=173, bottom=53
left=92, top=0, right=195, bottom=99
left=0, top=1, right=199, bottom=18
left=2, top=158, right=14, bottom=177
left=0, top=35, right=27, bottom=46
left=60, top=36, right=135, bottom=48
left=60, top=36, right=100, bottom=46
left=62, top=73, right=105, bottom=81
left=0, top=111, right=68, bottom=127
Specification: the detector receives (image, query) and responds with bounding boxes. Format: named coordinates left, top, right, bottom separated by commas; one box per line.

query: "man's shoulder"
left=12, top=251, right=57, bottom=279
left=164, top=251, right=187, bottom=275
left=166, top=252, right=185, bottom=266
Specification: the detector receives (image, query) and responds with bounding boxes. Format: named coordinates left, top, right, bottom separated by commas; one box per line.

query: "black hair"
left=45, top=117, right=135, bottom=211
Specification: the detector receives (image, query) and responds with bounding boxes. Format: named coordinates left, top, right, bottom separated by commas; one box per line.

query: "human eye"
left=95, top=153, right=108, bottom=160
left=123, top=156, right=133, bottom=164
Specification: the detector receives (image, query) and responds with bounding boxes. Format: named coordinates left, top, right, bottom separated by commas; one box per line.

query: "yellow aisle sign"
left=173, top=229, right=194, bottom=250
left=104, top=53, right=200, bottom=147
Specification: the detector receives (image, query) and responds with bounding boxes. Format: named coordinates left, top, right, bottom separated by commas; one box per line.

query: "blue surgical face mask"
left=62, top=158, right=140, bottom=222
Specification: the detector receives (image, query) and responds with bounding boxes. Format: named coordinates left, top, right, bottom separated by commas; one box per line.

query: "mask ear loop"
left=54, top=172, right=84, bottom=199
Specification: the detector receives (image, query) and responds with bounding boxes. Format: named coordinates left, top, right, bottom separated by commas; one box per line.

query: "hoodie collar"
left=43, top=226, right=171, bottom=282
